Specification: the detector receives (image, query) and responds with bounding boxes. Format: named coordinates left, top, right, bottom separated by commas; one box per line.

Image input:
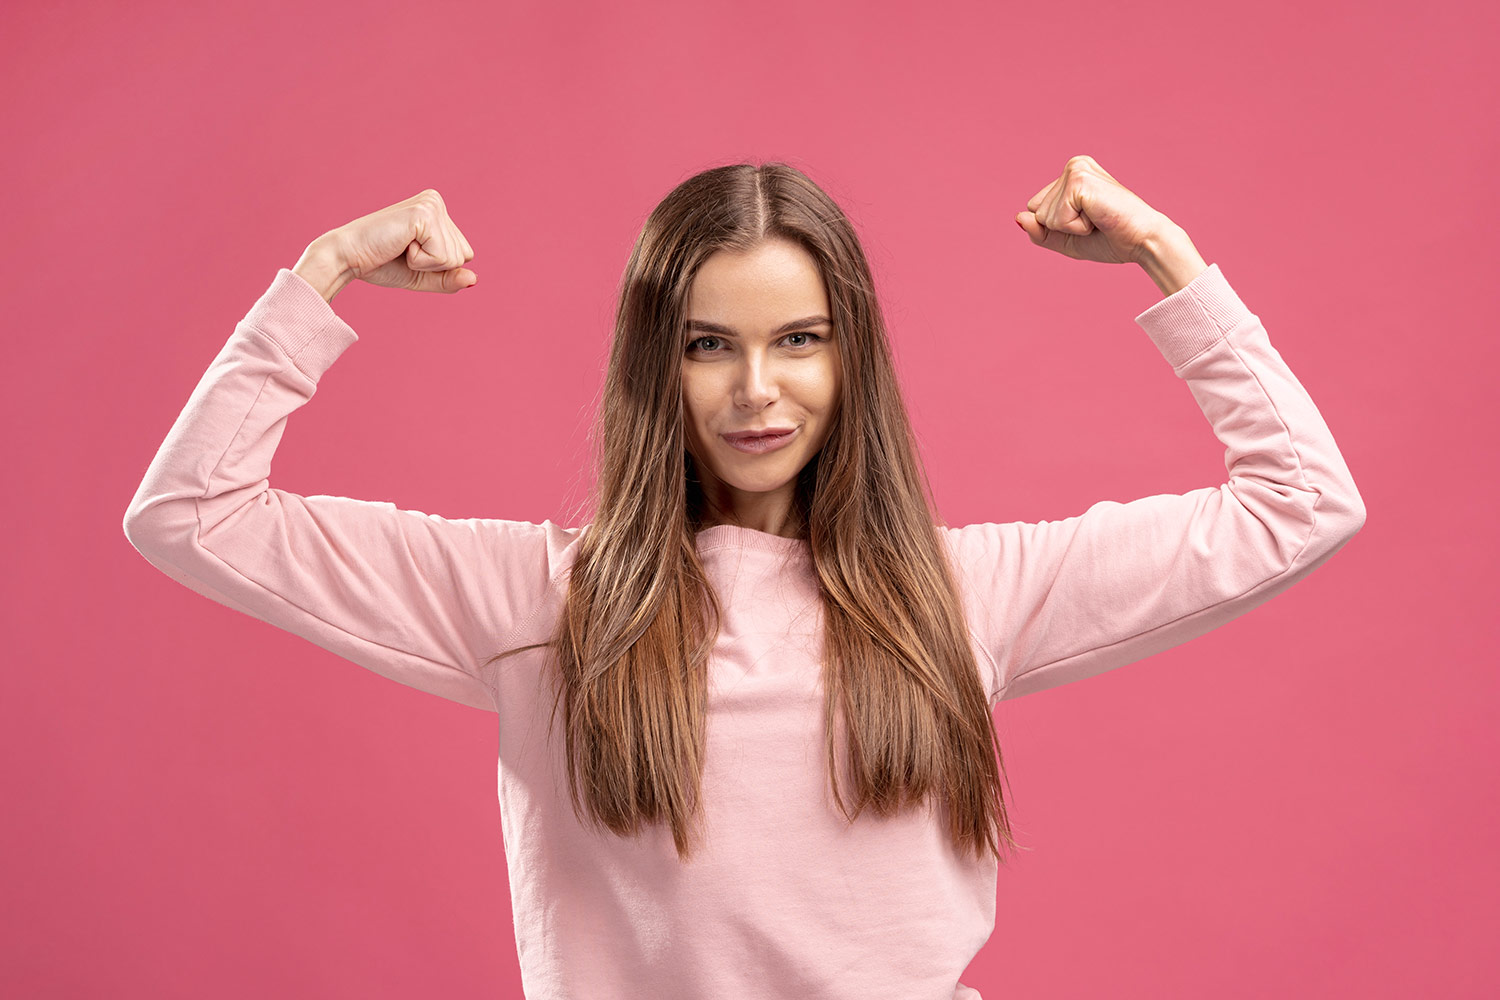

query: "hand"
left=312, top=189, right=478, bottom=295
left=1015, top=156, right=1174, bottom=266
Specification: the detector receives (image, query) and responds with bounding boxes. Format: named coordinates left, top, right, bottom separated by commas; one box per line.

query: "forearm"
left=1137, top=223, right=1209, bottom=298
left=292, top=236, right=356, bottom=304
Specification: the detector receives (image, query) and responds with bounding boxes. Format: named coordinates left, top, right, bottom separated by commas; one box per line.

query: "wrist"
left=1135, top=223, right=1208, bottom=298
left=292, top=236, right=355, bottom=304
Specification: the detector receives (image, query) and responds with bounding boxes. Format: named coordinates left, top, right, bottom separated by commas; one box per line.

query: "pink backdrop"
left=5, top=0, right=1495, bottom=996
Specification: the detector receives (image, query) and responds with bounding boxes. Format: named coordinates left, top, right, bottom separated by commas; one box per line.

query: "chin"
left=732, top=478, right=796, bottom=494
left=718, top=462, right=800, bottom=492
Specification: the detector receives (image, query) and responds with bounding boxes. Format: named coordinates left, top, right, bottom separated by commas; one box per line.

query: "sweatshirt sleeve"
left=122, top=268, right=583, bottom=712
left=941, top=263, right=1367, bottom=703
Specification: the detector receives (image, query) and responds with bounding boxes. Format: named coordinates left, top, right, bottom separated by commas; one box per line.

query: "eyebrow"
left=684, top=316, right=832, bottom=337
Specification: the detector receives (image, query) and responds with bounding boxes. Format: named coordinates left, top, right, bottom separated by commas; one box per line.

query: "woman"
left=123, top=159, right=1366, bottom=1000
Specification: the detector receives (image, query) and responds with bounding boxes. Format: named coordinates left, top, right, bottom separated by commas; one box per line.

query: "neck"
left=697, top=498, right=805, bottom=539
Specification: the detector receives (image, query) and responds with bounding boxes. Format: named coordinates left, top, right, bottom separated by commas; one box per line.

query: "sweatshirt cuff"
left=240, top=268, right=360, bottom=381
left=1132, top=263, right=1254, bottom=373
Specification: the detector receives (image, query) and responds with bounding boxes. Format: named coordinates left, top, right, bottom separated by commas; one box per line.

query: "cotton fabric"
left=124, top=262, right=1365, bottom=999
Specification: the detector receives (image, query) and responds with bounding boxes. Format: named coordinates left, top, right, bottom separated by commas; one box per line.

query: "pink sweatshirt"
left=123, top=262, right=1365, bottom=999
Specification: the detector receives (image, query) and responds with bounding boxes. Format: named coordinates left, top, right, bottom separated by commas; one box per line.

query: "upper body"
left=123, top=260, right=1364, bottom=999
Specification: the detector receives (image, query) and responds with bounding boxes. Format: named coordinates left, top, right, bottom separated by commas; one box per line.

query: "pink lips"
left=722, top=426, right=796, bottom=442
left=722, top=426, right=798, bottom=454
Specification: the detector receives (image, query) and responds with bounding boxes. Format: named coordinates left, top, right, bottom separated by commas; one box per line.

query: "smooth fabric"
left=123, top=262, right=1365, bottom=999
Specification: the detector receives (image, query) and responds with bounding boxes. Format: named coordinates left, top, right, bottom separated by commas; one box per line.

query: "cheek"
left=827, top=358, right=845, bottom=411
left=795, top=362, right=842, bottom=412
left=679, top=386, right=713, bottom=445
left=681, top=371, right=724, bottom=419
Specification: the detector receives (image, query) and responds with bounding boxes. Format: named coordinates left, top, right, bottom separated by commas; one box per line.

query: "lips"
left=721, top=426, right=799, bottom=455
left=722, top=426, right=796, bottom=442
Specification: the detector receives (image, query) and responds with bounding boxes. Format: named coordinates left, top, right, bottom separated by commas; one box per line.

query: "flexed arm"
left=946, top=158, right=1366, bottom=702
left=123, top=192, right=577, bottom=711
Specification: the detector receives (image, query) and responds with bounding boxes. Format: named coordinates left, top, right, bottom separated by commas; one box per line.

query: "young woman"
left=123, top=159, right=1366, bottom=1000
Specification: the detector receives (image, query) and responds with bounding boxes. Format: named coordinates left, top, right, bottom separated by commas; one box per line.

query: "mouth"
left=721, top=426, right=798, bottom=454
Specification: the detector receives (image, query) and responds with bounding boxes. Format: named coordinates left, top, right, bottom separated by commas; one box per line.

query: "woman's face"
left=681, top=239, right=843, bottom=526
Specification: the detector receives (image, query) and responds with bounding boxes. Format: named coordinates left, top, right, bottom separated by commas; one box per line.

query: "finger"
left=434, top=226, right=478, bottom=288
left=409, top=267, right=475, bottom=294
left=439, top=221, right=472, bottom=268
left=1038, top=181, right=1064, bottom=232
left=406, top=202, right=468, bottom=271
left=407, top=223, right=462, bottom=272
left=404, top=209, right=443, bottom=269
left=1016, top=210, right=1073, bottom=257
left=445, top=265, right=477, bottom=291
left=440, top=216, right=472, bottom=262
left=1040, top=176, right=1076, bottom=232
left=1043, top=182, right=1092, bottom=236
left=1065, top=182, right=1096, bottom=234
left=1026, top=178, right=1059, bottom=214
left=1015, top=210, right=1046, bottom=244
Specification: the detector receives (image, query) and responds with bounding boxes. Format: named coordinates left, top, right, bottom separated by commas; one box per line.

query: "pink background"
left=5, top=0, right=1495, bottom=996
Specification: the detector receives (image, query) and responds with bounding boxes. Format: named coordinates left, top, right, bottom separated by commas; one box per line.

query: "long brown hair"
left=486, top=162, right=1021, bottom=864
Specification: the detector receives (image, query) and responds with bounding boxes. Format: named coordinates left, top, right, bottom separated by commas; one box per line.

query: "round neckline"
left=694, top=523, right=810, bottom=554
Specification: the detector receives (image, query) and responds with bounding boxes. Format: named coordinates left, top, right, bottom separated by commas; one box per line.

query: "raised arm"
left=944, top=260, right=1365, bottom=702
left=123, top=194, right=580, bottom=711
left=935, top=158, right=1369, bottom=702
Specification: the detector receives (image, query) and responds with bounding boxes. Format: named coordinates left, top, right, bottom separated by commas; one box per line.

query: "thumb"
left=410, top=267, right=478, bottom=293
left=1015, top=211, right=1042, bottom=242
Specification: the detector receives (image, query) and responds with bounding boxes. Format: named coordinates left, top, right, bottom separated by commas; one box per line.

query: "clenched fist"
left=1015, top=156, right=1174, bottom=266
left=294, top=189, right=478, bottom=302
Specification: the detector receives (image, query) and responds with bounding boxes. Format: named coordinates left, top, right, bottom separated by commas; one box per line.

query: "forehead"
left=686, top=240, right=830, bottom=330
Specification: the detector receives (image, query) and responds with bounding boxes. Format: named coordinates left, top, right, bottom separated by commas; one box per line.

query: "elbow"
left=122, top=485, right=158, bottom=550
left=122, top=504, right=158, bottom=556
left=122, top=496, right=147, bottom=550
left=122, top=493, right=185, bottom=557
left=1315, top=483, right=1367, bottom=552
left=1338, top=480, right=1368, bottom=538
left=1347, top=497, right=1368, bottom=537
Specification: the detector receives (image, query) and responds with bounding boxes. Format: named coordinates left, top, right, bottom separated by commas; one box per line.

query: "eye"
left=685, top=332, right=825, bottom=356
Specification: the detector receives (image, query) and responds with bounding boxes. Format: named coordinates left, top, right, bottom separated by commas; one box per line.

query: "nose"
left=734, top=352, right=780, bottom=410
